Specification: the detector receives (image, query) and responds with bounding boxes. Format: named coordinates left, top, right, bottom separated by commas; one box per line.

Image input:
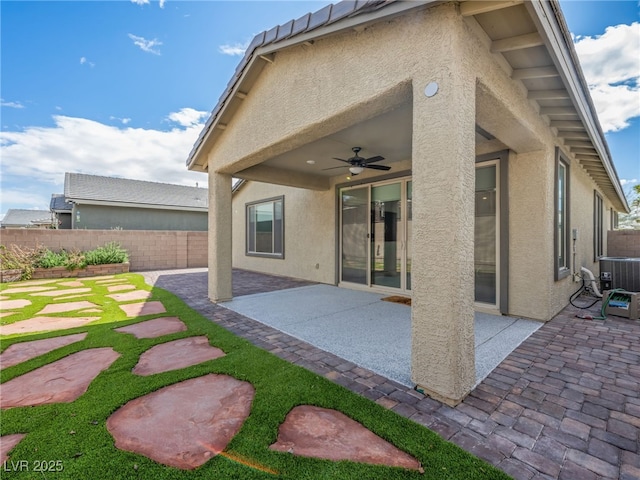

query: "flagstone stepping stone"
left=0, top=433, right=27, bottom=464
left=0, top=296, right=8, bottom=301
left=107, top=284, right=135, bottom=292
left=270, top=405, right=421, bottom=470
left=38, top=301, right=98, bottom=315
left=0, top=312, right=19, bottom=318
left=58, top=281, right=84, bottom=287
left=132, top=336, right=225, bottom=376
left=2, top=286, right=57, bottom=294
left=92, top=276, right=118, bottom=283
left=12, top=279, right=58, bottom=286
left=81, top=309, right=102, bottom=313
left=0, top=348, right=120, bottom=409
left=1, top=316, right=99, bottom=336
left=120, top=301, right=166, bottom=317
left=115, top=317, right=187, bottom=338
left=31, top=288, right=91, bottom=297
left=107, top=374, right=254, bottom=470
left=0, top=299, right=31, bottom=310
left=108, top=290, right=151, bottom=302
left=0, top=333, right=88, bottom=368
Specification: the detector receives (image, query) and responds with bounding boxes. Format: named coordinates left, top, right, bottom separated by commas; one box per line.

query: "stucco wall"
left=71, top=204, right=207, bottom=231
left=0, top=230, right=207, bottom=271
left=232, top=182, right=335, bottom=284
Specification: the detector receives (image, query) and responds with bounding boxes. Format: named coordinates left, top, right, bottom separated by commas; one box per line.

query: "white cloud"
left=159, top=0, right=166, bottom=8
left=80, top=56, right=95, bottom=67
left=621, top=178, right=639, bottom=186
left=131, top=0, right=149, bottom=5
left=0, top=187, right=51, bottom=211
left=167, top=108, right=208, bottom=127
left=109, top=116, right=132, bottom=125
left=218, top=41, right=250, bottom=56
left=574, top=22, right=640, bottom=133
left=1, top=99, right=25, bottom=109
left=128, top=34, right=162, bottom=55
left=0, top=111, right=207, bottom=189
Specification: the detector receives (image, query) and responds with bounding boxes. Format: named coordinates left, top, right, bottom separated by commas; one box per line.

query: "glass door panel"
left=341, top=187, right=369, bottom=284
left=371, top=183, right=401, bottom=289
left=475, top=165, right=497, bottom=304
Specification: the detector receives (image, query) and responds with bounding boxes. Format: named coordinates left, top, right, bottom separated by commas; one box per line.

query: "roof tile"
left=308, top=4, right=333, bottom=31
left=327, top=0, right=358, bottom=24
left=275, top=20, right=294, bottom=42
left=264, top=26, right=279, bottom=45
left=291, top=13, right=311, bottom=37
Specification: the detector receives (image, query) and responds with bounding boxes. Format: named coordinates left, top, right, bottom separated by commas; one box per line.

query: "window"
left=594, top=191, right=603, bottom=261
left=246, top=196, right=284, bottom=258
left=554, top=150, right=570, bottom=280
left=610, top=208, right=618, bottom=230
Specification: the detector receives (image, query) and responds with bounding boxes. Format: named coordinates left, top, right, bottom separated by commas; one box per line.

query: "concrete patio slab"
left=114, top=317, right=187, bottom=338
left=0, top=316, right=99, bottom=335
left=270, top=405, right=421, bottom=470
left=221, top=284, right=541, bottom=386
left=0, top=348, right=120, bottom=408
left=0, top=332, right=88, bottom=368
left=132, top=336, right=225, bottom=375
left=0, top=434, right=26, bottom=464
left=107, top=374, right=254, bottom=470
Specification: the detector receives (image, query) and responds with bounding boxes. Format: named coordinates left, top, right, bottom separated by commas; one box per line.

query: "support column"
left=411, top=55, right=476, bottom=405
left=208, top=171, right=233, bottom=302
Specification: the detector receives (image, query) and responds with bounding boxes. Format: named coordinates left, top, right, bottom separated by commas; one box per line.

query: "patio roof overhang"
left=187, top=0, right=629, bottom=213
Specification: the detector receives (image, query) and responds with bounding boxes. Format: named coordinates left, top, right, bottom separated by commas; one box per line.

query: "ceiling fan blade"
left=322, top=166, right=348, bottom=171
left=363, top=156, right=384, bottom=164
left=332, top=157, right=351, bottom=164
left=365, top=164, right=391, bottom=171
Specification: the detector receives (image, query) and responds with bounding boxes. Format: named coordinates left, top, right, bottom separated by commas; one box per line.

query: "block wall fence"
left=608, top=230, right=640, bottom=258
left=0, top=230, right=208, bottom=271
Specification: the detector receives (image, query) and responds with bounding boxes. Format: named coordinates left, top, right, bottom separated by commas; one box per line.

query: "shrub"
left=0, top=244, right=45, bottom=280
left=34, top=249, right=68, bottom=268
left=84, top=242, right=128, bottom=265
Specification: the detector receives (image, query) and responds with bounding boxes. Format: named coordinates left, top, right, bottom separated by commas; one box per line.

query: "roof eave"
left=66, top=198, right=208, bottom=212
left=186, top=0, right=440, bottom=172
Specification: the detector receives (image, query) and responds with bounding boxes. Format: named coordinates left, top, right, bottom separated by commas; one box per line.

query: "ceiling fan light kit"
left=322, top=146, right=391, bottom=175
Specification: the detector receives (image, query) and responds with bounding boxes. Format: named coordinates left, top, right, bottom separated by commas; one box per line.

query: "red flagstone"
left=132, top=336, right=225, bottom=375
left=107, top=290, right=151, bottom=302
left=0, top=434, right=27, bottom=464
left=0, top=316, right=99, bottom=335
left=114, top=317, right=187, bottom=338
left=107, top=284, right=135, bottom=292
left=31, top=288, right=91, bottom=297
left=38, top=301, right=98, bottom=315
left=0, top=333, right=88, bottom=368
left=0, top=312, right=19, bottom=318
left=0, top=348, right=120, bottom=408
left=58, top=281, right=84, bottom=287
left=119, top=301, right=166, bottom=317
left=107, top=374, right=254, bottom=470
left=1, top=299, right=31, bottom=310
left=2, top=286, right=56, bottom=294
left=270, top=405, right=421, bottom=470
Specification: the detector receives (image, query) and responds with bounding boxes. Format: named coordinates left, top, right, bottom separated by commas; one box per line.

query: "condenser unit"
left=599, top=257, right=640, bottom=293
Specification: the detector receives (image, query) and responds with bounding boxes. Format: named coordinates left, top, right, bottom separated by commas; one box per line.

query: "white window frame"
left=555, top=149, right=570, bottom=280
left=246, top=196, right=284, bottom=259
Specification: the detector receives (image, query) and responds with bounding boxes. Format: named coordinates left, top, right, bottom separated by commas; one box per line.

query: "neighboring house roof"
left=64, top=173, right=208, bottom=211
left=1, top=209, right=52, bottom=228
left=186, top=0, right=628, bottom=213
left=50, top=194, right=73, bottom=213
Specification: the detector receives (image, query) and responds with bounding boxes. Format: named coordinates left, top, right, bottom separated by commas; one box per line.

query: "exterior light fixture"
left=349, top=166, right=364, bottom=175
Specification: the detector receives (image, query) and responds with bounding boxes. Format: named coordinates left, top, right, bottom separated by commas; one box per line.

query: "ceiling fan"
left=323, top=147, right=390, bottom=175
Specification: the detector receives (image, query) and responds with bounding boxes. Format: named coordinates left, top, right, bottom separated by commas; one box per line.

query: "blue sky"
left=1, top=1, right=639, bottom=219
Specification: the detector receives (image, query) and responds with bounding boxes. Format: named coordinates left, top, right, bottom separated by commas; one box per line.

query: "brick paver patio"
left=143, top=268, right=640, bottom=480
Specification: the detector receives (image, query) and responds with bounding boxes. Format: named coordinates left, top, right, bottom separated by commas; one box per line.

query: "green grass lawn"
left=0, top=274, right=511, bottom=479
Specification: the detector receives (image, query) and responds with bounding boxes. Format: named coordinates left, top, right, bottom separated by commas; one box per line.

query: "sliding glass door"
left=475, top=162, right=499, bottom=307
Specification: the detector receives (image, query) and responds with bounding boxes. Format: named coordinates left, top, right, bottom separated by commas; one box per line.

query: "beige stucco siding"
left=232, top=182, right=336, bottom=284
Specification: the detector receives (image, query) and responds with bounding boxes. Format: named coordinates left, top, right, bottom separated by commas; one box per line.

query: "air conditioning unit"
left=599, top=257, right=640, bottom=293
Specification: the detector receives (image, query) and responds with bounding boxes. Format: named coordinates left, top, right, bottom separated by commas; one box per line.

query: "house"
left=0, top=209, right=53, bottom=229
left=60, top=173, right=208, bottom=231
left=50, top=194, right=73, bottom=229
left=187, top=0, right=629, bottom=405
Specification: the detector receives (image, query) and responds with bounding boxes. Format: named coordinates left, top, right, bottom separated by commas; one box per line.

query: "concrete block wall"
left=0, top=230, right=208, bottom=271
left=608, top=230, right=640, bottom=257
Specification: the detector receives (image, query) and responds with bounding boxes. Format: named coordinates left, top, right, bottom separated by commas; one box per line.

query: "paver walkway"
left=144, top=268, right=640, bottom=480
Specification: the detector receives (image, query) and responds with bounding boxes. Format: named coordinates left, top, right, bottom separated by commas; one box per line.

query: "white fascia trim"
left=525, top=0, right=629, bottom=212
left=67, top=199, right=208, bottom=213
